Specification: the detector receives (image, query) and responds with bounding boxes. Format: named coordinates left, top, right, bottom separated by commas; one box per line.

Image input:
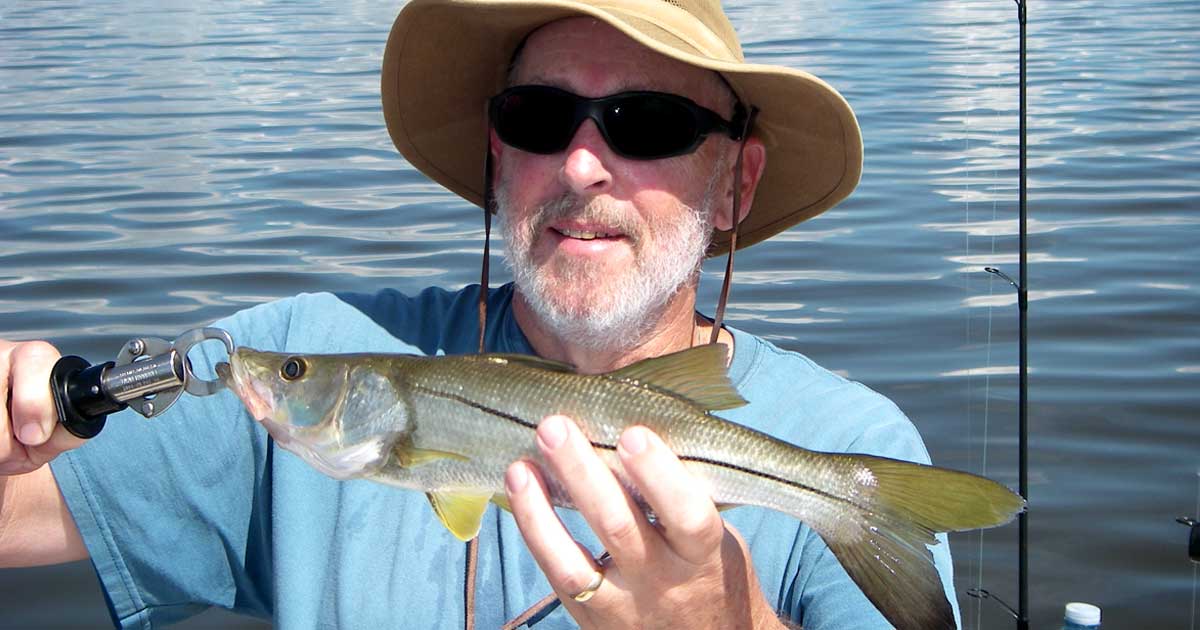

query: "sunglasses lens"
left=493, top=89, right=577, bottom=154
left=605, top=95, right=701, bottom=158
left=492, top=87, right=724, bottom=160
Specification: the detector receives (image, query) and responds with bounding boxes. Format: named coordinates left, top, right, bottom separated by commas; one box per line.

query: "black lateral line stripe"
left=674, top=454, right=821, bottom=496
left=413, top=383, right=618, bottom=448
left=411, top=383, right=850, bottom=505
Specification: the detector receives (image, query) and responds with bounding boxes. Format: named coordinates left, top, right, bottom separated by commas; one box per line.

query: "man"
left=0, top=1, right=959, bottom=628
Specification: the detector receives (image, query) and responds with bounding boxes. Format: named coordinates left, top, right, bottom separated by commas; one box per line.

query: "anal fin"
left=427, top=491, right=492, bottom=541
left=491, top=493, right=512, bottom=513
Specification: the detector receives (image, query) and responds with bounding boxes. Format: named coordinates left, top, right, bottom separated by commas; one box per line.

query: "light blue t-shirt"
left=52, top=283, right=959, bottom=629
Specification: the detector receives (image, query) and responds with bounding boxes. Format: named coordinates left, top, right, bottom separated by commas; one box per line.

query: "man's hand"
left=1, top=340, right=87, bottom=475
left=505, top=415, right=785, bottom=630
left=0, top=339, right=88, bottom=567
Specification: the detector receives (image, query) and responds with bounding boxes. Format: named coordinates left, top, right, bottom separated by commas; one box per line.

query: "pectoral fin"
left=396, top=445, right=469, bottom=468
left=427, top=491, right=492, bottom=541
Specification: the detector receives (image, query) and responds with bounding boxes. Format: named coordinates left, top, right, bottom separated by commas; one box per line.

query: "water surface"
left=1, top=0, right=1197, bottom=627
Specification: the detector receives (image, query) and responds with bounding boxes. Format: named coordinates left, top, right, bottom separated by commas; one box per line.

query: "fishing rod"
left=970, top=1, right=1029, bottom=629
left=1016, top=2, right=1028, bottom=627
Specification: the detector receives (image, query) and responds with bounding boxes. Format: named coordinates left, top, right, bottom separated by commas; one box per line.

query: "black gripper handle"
left=49, top=356, right=124, bottom=439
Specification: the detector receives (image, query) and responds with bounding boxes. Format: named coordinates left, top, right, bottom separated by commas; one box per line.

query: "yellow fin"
left=396, top=445, right=469, bottom=468
left=491, top=493, right=512, bottom=513
left=427, top=491, right=491, bottom=541
left=607, top=344, right=747, bottom=411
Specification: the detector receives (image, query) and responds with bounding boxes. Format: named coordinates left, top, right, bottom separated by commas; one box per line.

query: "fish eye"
left=280, top=356, right=307, bottom=381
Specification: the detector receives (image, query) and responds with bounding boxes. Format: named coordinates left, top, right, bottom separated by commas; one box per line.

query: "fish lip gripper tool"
left=49, top=327, right=235, bottom=439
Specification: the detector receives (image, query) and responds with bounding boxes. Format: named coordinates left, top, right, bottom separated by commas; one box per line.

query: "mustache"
left=528, top=194, right=642, bottom=246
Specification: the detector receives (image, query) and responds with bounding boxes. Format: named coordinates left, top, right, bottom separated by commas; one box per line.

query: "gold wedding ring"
left=570, top=569, right=605, bottom=603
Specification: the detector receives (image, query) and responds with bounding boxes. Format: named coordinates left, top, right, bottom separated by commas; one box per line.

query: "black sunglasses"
left=489, top=85, right=747, bottom=160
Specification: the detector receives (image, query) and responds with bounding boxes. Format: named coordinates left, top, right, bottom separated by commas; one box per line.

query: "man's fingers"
left=9, top=343, right=63, bottom=446
left=504, top=460, right=611, bottom=603
left=534, top=415, right=659, bottom=566
left=0, top=341, right=85, bottom=474
left=9, top=341, right=61, bottom=448
left=617, top=425, right=724, bottom=565
left=24, top=426, right=88, bottom=469
left=0, top=341, right=18, bottom=471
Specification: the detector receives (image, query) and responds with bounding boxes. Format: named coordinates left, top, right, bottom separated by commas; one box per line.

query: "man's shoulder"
left=727, top=328, right=929, bottom=462
left=327, top=284, right=481, bottom=325
left=332, top=284, right=481, bottom=317
left=730, top=328, right=897, bottom=412
left=229, top=284, right=517, bottom=355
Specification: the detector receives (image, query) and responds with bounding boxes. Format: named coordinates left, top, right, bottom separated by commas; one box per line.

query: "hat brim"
left=382, top=0, right=863, bottom=256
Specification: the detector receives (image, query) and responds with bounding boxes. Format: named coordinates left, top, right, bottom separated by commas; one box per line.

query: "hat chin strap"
left=708, top=106, right=759, bottom=345
left=478, top=149, right=495, bottom=356
left=462, top=113, right=496, bottom=630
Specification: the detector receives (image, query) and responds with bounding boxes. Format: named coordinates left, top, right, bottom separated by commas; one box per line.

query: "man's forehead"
left=513, top=18, right=730, bottom=106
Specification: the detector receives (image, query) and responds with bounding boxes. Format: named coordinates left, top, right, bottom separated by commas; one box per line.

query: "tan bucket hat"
left=381, top=0, right=863, bottom=255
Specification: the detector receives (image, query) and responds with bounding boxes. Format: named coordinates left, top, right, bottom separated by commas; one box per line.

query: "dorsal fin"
left=607, top=344, right=747, bottom=411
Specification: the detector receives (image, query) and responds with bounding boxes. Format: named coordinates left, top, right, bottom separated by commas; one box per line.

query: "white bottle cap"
left=1065, top=602, right=1101, bottom=625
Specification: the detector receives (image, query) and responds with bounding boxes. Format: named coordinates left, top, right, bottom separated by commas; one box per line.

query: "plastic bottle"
left=1060, top=602, right=1101, bottom=629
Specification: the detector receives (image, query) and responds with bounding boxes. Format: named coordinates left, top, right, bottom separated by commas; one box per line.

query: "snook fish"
left=216, top=343, right=1023, bottom=630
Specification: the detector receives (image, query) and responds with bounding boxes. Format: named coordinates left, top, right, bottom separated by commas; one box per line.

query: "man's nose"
left=558, top=120, right=613, bottom=196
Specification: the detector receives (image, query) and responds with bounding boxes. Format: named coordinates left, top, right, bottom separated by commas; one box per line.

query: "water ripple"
left=0, top=1, right=1197, bottom=628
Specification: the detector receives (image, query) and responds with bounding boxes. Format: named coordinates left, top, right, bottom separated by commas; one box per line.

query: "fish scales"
left=218, top=344, right=1025, bottom=630
left=396, top=354, right=722, bottom=509
left=235, top=350, right=921, bottom=532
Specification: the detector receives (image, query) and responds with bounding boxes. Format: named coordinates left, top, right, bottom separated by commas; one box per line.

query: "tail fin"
left=816, top=455, right=1024, bottom=630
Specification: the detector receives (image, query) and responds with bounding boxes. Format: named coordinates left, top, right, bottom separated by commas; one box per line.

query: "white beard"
left=496, top=170, right=722, bottom=352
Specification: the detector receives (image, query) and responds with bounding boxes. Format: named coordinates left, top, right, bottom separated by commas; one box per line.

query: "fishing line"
left=959, top=20, right=988, bottom=630
left=971, top=4, right=1030, bottom=628
left=962, top=46, right=980, bottom=629
left=967, top=6, right=1010, bottom=628
left=974, top=141, right=1002, bottom=630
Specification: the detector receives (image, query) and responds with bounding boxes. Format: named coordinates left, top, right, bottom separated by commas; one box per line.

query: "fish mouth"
left=217, top=358, right=275, bottom=422
left=219, top=358, right=308, bottom=454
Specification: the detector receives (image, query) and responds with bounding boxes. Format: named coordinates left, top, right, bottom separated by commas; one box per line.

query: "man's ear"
left=713, top=137, right=766, bottom=232
left=488, top=127, right=504, bottom=181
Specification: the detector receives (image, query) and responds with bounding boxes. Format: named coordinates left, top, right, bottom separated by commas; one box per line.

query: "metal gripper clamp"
left=49, top=328, right=235, bottom=439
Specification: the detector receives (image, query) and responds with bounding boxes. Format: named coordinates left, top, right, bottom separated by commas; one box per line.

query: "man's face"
left=494, top=18, right=735, bottom=347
